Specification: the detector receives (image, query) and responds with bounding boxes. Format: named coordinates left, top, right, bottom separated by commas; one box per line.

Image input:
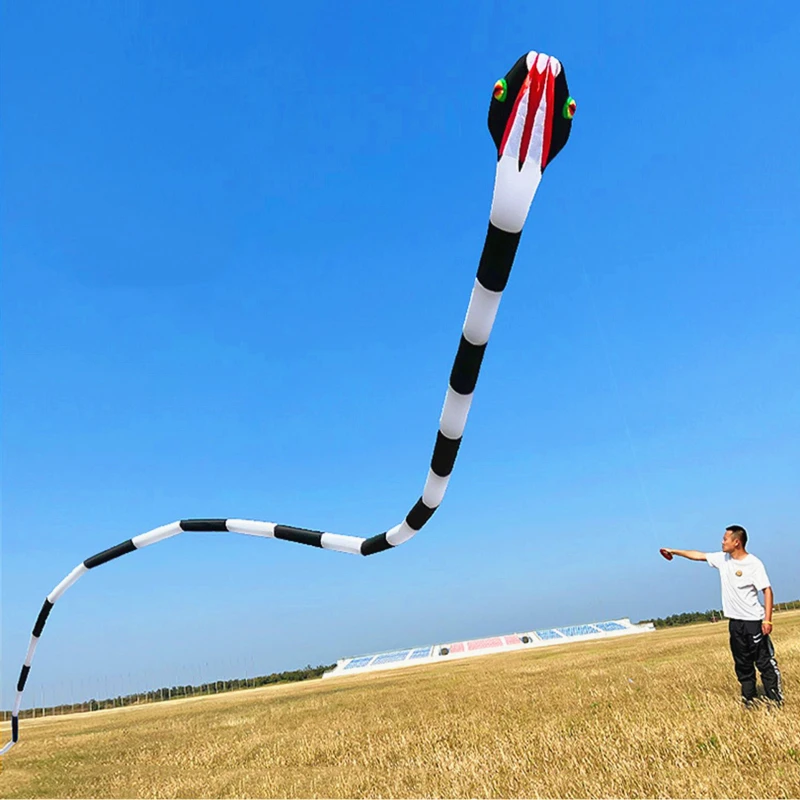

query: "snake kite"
left=1, top=50, right=575, bottom=755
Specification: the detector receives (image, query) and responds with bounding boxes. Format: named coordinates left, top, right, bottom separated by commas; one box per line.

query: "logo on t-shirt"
left=735, top=570, right=743, bottom=577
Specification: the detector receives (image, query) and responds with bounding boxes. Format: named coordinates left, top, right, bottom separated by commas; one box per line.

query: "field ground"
left=1, top=611, right=799, bottom=798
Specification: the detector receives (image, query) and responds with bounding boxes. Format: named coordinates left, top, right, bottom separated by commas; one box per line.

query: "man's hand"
left=762, top=620, right=773, bottom=636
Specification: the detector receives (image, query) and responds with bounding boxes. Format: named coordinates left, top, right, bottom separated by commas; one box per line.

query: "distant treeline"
left=1, top=663, right=335, bottom=721
left=638, top=598, right=800, bottom=629
left=638, top=609, right=724, bottom=628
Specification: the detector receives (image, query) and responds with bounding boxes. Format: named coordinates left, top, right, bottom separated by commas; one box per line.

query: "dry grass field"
left=1, top=612, right=799, bottom=799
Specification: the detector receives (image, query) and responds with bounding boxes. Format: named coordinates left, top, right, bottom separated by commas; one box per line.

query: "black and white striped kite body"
left=2, top=50, right=574, bottom=756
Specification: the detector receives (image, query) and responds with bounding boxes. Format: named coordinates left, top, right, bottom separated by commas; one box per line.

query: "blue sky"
left=2, top=1, right=799, bottom=708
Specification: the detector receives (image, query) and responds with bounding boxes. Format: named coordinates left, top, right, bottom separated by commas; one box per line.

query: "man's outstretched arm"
left=663, top=549, right=707, bottom=561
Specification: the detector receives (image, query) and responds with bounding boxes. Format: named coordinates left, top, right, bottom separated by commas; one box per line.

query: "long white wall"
left=323, top=618, right=656, bottom=679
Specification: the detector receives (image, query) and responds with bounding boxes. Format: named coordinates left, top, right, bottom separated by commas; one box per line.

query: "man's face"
left=721, top=530, right=738, bottom=553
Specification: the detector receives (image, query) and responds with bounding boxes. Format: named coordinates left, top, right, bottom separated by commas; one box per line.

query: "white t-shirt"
left=706, top=551, right=771, bottom=621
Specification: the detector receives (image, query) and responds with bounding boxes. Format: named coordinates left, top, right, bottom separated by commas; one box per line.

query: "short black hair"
left=726, top=525, right=748, bottom=547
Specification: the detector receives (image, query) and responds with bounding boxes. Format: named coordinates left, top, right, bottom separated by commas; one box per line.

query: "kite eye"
left=493, top=79, right=508, bottom=102
left=563, top=96, right=577, bottom=119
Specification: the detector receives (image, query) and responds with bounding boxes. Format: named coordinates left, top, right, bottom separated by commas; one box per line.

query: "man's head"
left=722, top=525, right=748, bottom=553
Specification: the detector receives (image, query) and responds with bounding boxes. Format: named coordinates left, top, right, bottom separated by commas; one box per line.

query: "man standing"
left=662, top=525, right=783, bottom=706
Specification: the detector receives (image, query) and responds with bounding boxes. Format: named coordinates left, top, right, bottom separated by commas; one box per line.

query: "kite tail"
left=0, top=222, right=521, bottom=755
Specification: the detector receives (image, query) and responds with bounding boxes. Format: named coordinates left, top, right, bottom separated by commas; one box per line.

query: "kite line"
left=2, top=50, right=574, bottom=755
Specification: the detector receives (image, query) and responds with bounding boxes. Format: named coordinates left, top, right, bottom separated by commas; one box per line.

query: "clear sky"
left=2, top=1, right=799, bottom=709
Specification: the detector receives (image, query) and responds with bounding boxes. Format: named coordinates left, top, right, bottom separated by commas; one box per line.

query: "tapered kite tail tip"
left=1, top=714, right=20, bottom=758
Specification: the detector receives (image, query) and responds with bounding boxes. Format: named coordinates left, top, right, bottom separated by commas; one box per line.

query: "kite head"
left=488, top=51, right=574, bottom=233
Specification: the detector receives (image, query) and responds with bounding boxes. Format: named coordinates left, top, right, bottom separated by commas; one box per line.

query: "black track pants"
left=728, top=618, right=783, bottom=703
